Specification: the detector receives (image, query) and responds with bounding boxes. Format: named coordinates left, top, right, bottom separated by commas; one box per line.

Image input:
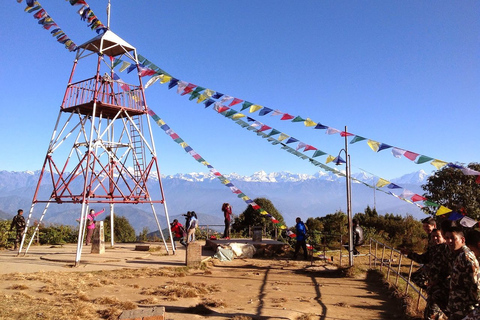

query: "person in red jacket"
left=170, top=219, right=187, bottom=248
left=222, top=203, right=233, bottom=239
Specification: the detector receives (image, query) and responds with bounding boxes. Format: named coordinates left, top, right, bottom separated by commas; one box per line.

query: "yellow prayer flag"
left=436, top=205, right=452, bottom=216
left=204, top=89, right=215, bottom=97
left=160, top=75, right=172, bottom=84
left=278, top=133, right=289, bottom=142
left=232, top=113, right=246, bottom=120
left=376, top=178, right=390, bottom=188
left=119, top=61, right=131, bottom=72
left=241, top=196, right=250, bottom=201
left=279, top=225, right=287, bottom=230
left=431, top=159, right=448, bottom=170
left=197, top=94, right=208, bottom=104
left=179, top=142, right=188, bottom=148
left=222, top=179, right=230, bottom=184
left=304, top=118, right=317, bottom=127
left=201, top=161, right=209, bottom=166
left=326, top=155, right=335, bottom=164
left=249, top=104, right=263, bottom=113
left=367, top=140, right=380, bottom=152
left=156, top=119, right=165, bottom=125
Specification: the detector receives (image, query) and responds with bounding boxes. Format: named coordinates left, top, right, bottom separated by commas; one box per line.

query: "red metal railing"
left=61, top=77, right=144, bottom=111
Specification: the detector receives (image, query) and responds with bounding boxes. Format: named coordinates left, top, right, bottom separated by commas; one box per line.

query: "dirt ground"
left=0, top=242, right=413, bottom=320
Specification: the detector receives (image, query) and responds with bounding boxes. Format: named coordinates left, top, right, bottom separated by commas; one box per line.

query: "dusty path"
left=0, top=243, right=409, bottom=320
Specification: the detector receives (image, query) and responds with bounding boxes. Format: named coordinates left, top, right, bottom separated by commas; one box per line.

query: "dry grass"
left=0, top=266, right=200, bottom=320
left=7, top=284, right=29, bottom=290
left=296, top=314, right=317, bottom=320
left=141, top=280, right=220, bottom=301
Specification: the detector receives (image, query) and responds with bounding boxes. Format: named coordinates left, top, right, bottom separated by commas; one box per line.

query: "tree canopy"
left=422, top=162, right=480, bottom=219
left=232, top=197, right=285, bottom=237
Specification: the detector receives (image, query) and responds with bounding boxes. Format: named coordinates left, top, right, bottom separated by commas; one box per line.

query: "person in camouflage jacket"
left=423, top=229, right=453, bottom=320
left=460, top=230, right=480, bottom=320
left=10, top=209, right=26, bottom=250
left=444, top=226, right=480, bottom=320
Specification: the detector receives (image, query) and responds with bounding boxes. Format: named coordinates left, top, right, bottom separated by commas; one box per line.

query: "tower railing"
left=61, top=77, right=144, bottom=112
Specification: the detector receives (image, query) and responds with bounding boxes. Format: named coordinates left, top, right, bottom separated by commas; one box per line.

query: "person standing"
left=293, top=217, right=308, bottom=260
left=10, top=209, right=26, bottom=250
left=186, top=211, right=198, bottom=244
left=444, top=225, right=480, bottom=320
left=222, top=203, right=233, bottom=239
left=85, top=208, right=105, bottom=245
left=170, top=219, right=187, bottom=248
left=352, top=219, right=365, bottom=255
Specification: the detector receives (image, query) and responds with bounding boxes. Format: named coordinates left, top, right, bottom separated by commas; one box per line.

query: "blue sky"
left=0, top=1, right=478, bottom=181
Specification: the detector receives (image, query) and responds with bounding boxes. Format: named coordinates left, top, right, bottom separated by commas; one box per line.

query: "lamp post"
left=335, top=126, right=353, bottom=267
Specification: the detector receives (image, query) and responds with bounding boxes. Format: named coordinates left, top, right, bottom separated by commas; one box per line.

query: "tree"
left=422, top=162, right=480, bottom=219
left=232, top=197, right=285, bottom=238
left=104, top=215, right=136, bottom=243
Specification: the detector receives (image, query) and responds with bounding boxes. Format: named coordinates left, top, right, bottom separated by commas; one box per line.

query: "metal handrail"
left=369, top=238, right=427, bottom=310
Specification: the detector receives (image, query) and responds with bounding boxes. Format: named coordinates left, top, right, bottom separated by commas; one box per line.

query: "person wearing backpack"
left=293, top=217, right=308, bottom=260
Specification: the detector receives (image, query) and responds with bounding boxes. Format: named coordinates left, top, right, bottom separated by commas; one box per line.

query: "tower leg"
left=110, top=203, right=115, bottom=247
left=24, top=202, right=52, bottom=254
left=75, top=203, right=89, bottom=266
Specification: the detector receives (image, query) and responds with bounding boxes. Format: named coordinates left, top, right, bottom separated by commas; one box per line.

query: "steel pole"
left=345, top=126, right=354, bottom=267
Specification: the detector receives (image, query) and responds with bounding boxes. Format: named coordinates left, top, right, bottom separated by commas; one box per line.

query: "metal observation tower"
left=19, top=29, right=174, bottom=265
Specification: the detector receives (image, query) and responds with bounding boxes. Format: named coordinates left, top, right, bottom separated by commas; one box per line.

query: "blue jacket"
left=296, top=221, right=307, bottom=241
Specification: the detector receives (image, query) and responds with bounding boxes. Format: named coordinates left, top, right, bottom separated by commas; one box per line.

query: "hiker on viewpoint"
left=222, top=203, right=232, bottom=239
left=170, top=219, right=187, bottom=248
left=352, top=219, right=364, bottom=255
left=293, top=217, right=308, bottom=260
left=10, top=209, right=26, bottom=250
left=186, top=211, right=198, bottom=244
left=84, top=208, right=105, bottom=245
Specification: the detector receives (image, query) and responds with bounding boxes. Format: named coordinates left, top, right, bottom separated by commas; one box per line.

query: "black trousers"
left=294, top=239, right=308, bottom=259
left=223, top=219, right=231, bottom=238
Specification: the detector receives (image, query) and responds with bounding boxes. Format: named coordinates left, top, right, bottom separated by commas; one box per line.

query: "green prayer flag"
left=267, top=129, right=281, bottom=137
left=292, top=116, right=305, bottom=122
left=241, top=101, right=253, bottom=111
left=350, top=135, right=366, bottom=144
left=312, top=150, right=327, bottom=158
left=416, top=155, right=434, bottom=164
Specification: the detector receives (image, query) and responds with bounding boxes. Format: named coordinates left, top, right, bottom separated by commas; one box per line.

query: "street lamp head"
left=334, top=156, right=346, bottom=166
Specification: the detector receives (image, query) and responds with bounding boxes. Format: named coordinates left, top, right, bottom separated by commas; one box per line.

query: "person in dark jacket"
left=10, top=209, right=26, bottom=250
left=221, top=203, right=233, bottom=239
left=352, top=219, right=364, bottom=255
left=293, top=217, right=308, bottom=260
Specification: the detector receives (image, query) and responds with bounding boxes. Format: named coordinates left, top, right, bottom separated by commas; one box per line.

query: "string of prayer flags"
left=68, top=0, right=107, bottom=34
left=110, top=54, right=479, bottom=181
left=19, top=0, right=77, bottom=51
left=146, top=108, right=287, bottom=229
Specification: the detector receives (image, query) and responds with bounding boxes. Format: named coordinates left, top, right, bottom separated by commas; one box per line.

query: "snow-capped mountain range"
left=0, top=170, right=430, bottom=232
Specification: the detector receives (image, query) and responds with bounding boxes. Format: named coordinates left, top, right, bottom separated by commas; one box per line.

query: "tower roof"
left=78, top=30, right=136, bottom=57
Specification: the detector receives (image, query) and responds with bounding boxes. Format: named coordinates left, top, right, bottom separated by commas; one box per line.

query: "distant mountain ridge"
left=0, top=170, right=430, bottom=232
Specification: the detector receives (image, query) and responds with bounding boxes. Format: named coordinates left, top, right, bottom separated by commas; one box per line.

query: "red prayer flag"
left=304, top=145, right=317, bottom=151
left=411, top=194, right=426, bottom=202
left=340, top=131, right=354, bottom=137
left=228, top=98, right=243, bottom=107
left=404, top=151, right=419, bottom=161
left=259, top=125, right=272, bottom=132
left=182, top=83, right=197, bottom=95
left=281, top=113, right=294, bottom=120
left=217, top=106, right=230, bottom=113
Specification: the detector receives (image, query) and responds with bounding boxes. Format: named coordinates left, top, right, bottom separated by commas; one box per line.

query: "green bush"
left=104, top=215, right=136, bottom=243
left=38, top=224, right=78, bottom=245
